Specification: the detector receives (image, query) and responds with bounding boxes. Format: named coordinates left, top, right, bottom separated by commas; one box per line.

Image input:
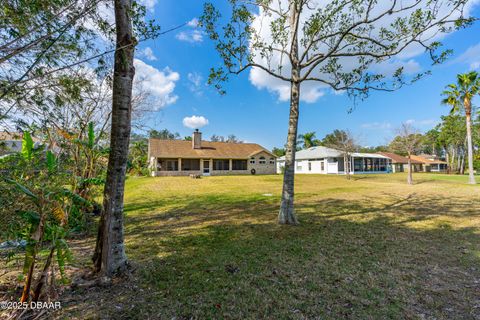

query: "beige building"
left=410, top=154, right=448, bottom=172
left=148, top=130, right=276, bottom=176
left=377, top=152, right=423, bottom=173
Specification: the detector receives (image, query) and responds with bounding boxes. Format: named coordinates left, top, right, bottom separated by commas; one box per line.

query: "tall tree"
left=423, top=128, right=442, bottom=156
left=93, top=0, right=136, bottom=276
left=390, top=123, right=423, bottom=185
left=0, top=0, right=104, bottom=122
left=201, top=0, right=472, bottom=225
left=298, top=132, right=319, bottom=149
left=442, top=71, right=479, bottom=184
left=323, top=130, right=358, bottom=180
left=437, top=114, right=467, bottom=174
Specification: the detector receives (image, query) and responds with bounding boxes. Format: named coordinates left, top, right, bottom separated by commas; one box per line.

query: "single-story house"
left=148, top=130, right=276, bottom=176
left=377, top=152, right=423, bottom=173
left=276, top=146, right=391, bottom=175
left=410, top=154, right=448, bottom=172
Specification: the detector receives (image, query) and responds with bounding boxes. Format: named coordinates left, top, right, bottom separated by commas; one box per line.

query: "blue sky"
left=133, top=1, right=480, bottom=149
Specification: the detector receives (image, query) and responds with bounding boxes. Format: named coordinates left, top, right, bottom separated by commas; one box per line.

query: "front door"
left=203, top=160, right=210, bottom=175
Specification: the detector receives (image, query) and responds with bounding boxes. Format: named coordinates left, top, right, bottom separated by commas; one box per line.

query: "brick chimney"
left=192, top=129, right=202, bottom=149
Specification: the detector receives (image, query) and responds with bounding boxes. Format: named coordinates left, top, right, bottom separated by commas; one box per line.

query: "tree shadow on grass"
left=57, top=193, right=480, bottom=320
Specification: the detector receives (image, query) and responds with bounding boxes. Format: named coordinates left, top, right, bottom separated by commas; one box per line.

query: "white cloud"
left=188, top=72, right=202, bottom=87
left=249, top=68, right=325, bottom=103
left=247, top=1, right=479, bottom=103
left=361, top=122, right=392, bottom=130
left=404, top=119, right=438, bottom=127
left=454, top=43, right=480, bottom=70
left=176, top=18, right=204, bottom=43
left=138, top=0, right=157, bottom=12
left=134, top=59, right=180, bottom=109
left=138, top=47, right=157, bottom=61
left=187, top=18, right=199, bottom=27
left=187, top=72, right=204, bottom=96
left=370, top=59, right=421, bottom=76
left=176, top=30, right=203, bottom=43
left=183, top=115, right=209, bottom=129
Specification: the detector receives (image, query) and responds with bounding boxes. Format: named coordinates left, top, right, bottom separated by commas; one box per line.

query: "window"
left=213, top=159, right=230, bottom=171
left=269, top=158, right=275, bottom=164
left=296, top=165, right=302, bottom=171
left=308, top=162, right=312, bottom=171
left=354, top=158, right=362, bottom=172
left=321, top=161, right=325, bottom=171
left=250, top=157, right=255, bottom=164
left=159, top=159, right=178, bottom=171
left=181, top=159, right=200, bottom=171
left=232, top=160, right=247, bottom=170
left=379, top=158, right=387, bottom=171
left=259, top=156, right=266, bottom=164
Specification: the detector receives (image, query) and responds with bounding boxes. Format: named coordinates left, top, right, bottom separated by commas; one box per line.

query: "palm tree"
left=298, top=132, right=318, bottom=149
left=442, top=71, right=480, bottom=184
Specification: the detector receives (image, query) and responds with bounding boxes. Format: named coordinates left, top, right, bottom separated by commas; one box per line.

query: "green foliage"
left=88, top=122, right=95, bottom=149
left=272, top=147, right=286, bottom=157
left=442, top=71, right=480, bottom=115
left=21, top=132, right=34, bottom=161
left=59, top=121, right=108, bottom=204
left=128, top=139, right=148, bottom=176
left=298, top=132, right=320, bottom=149
left=149, top=129, right=180, bottom=140
left=46, top=150, right=56, bottom=174
left=0, top=133, right=90, bottom=300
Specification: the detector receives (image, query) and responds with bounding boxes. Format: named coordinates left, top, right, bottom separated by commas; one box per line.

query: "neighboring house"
left=377, top=152, right=423, bottom=173
left=276, top=146, right=391, bottom=175
left=148, top=130, right=276, bottom=176
left=0, top=132, right=41, bottom=157
left=410, top=154, right=448, bottom=172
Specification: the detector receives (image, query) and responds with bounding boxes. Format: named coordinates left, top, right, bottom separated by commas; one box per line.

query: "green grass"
left=5, top=173, right=480, bottom=319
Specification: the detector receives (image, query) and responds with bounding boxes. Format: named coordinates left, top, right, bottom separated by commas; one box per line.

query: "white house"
left=276, top=146, right=392, bottom=175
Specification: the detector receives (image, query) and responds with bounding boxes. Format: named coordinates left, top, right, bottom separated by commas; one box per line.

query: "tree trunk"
left=465, top=110, right=476, bottom=184
left=278, top=1, right=301, bottom=225
left=344, top=154, right=350, bottom=180
left=460, top=152, right=465, bottom=175
left=445, top=146, right=450, bottom=174
left=278, top=79, right=300, bottom=225
left=407, top=153, right=413, bottom=185
left=93, top=0, right=136, bottom=275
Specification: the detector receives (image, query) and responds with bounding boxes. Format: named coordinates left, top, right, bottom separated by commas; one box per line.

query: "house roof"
left=410, top=154, right=447, bottom=165
left=377, top=152, right=423, bottom=164
left=148, top=139, right=275, bottom=160
left=277, top=146, right=390, bottom=161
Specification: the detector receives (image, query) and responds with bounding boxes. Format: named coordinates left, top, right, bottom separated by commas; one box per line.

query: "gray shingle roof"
left=277, top=146, right=389, bottom=161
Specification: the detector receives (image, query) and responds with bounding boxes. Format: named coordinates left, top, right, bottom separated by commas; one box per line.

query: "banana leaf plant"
left=2, top=132, right=89, bottom=302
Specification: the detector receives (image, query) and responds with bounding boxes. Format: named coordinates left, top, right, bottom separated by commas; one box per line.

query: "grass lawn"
left=4, top=173, right=480, bottom=319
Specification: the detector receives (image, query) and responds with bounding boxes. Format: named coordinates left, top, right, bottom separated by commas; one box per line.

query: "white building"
left=276, top=146, right=392, bottom=175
